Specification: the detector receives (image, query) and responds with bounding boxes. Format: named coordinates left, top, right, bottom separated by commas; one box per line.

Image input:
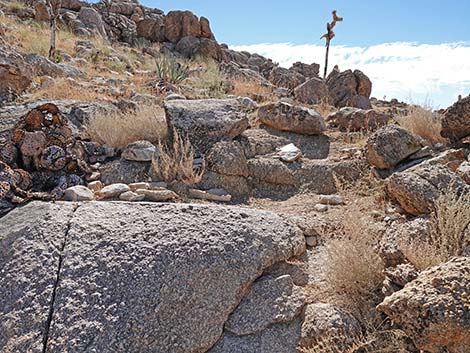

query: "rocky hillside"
left=0, top=1, right=469, bottom=352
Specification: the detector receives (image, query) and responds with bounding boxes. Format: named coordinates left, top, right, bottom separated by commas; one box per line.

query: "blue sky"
left=144, top=0, right=470, bottom=46
left=142, top=1, right=470, bottom=106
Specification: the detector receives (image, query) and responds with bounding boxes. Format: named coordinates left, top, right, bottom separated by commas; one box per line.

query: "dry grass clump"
left=230, top=78, right=274, bottom=102
left=402, top=190, right=470, bottom=270
left=152, top=129, right=204, bottom=186
left=326, top=211, right=384, bottom=322
left=314, top=99, right=336, bottom=118
left=188, top=60, right=226, bottom=98
left=87, top=105, right=167, bottom=149
left=33, top=78, right=99, bottom=101
left=394, top=105, right=446, bottom=145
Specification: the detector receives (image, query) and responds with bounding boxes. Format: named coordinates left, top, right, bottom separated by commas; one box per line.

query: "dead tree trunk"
left=46, top=0, right=62, bottom=60
left=321, top=10, right=343, bottom=79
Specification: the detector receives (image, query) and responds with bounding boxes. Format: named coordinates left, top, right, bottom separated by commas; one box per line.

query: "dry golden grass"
left=230, top=78, right=275, bottom=102
left=152, top=129, right=204, bottom=186
left=325, top=210, right=384, bottom=322
left=33, top=78, right=99, bottom=101
left=402, top=190, right=470, bottom=270
left=314, top=99, right=337, bottom=118
left=395, top=105, right=446, bottom=145
left=87, top=105, right=167, bottom=149
left=187, top=60, right=226, bottom=98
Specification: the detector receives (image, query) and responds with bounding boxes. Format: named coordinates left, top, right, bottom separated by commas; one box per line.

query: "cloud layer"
left=231, top=42, right=470, bottom=108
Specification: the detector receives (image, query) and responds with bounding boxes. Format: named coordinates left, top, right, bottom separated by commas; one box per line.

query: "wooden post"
left=46, top=0, right=62, bottom=60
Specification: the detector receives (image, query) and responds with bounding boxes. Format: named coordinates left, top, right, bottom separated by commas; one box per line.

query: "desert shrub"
left=402, top=190, right=470, bottom=270
left=155, top=54, right=189, bottom=84
left=229, top=77, right=274, bottom=101
left=189, top=60, right=226, bottom=98
left=87, top=105, right=167, bottom=149
left=152, top=129, right=204, bottom=186
left=395, top=105, right=446, bottom=145
left=326, top=211, right=384, bottom=322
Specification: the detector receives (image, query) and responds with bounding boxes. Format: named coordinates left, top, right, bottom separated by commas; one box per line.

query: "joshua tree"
left=321, top=10, right=343, bottom=79
left=46, top=0, right=62, bottom=60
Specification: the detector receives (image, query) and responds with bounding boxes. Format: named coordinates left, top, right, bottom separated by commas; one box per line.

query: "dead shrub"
left=87, top=105, right=167, bottom=149
left=326, top=210, right=384, bottom=322
left=152, top=129, right=204, bottom=186
left=395, top=105, right=446, bottom=145
left=402, top=190, right=470, bottom=270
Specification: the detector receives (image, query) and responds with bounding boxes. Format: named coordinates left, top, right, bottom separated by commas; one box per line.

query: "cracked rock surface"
left=0, top=201, right=305, bottom=353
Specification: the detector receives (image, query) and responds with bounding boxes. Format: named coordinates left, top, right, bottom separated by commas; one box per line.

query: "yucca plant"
left=155, top=55, right=189, bottom=85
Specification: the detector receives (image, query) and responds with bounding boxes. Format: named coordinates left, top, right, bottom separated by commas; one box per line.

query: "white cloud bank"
left=230, top=42, right=470, bottom=108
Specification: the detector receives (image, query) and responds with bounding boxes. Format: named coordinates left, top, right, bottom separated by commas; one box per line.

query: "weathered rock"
left=366, top=125, right=422, bottom=169
left=276, top=143, right=302, bottom=162
left=98, top=183, right=130, bottom=198
left=61, top=0, right=87, bottom=11
left=294, top=77, right=331, bottom=105
left=119, top=190, right=145, bottom=201
left=290, top=62, right=320, bottom=79
left=206, top=140, right=249, bottom=177
left=0, top=47, right=33, bottom=102
left=269, top=66, right=306, bottom=90
left=300, top=303, right=361, bottom=349
left=382, top=263, right=418, bottom=296
left=165, top=99, right=249, bottom=153
left=165, top=10, right=201, bottom=43
left=63, top=185, right=94, bottom=201
left=441, top=95, right=470, bottom=142
left=100, top=159, right=150, bottom=185
left=247, top=157, right=297, bottom=186
left=327, top=107, right=390, bottom=131
left=0, top=201, right=305, bottom=352
left=78, top=7, right=107, bottom=38
left=386, top=164, right=469, bottom=215
left=318, top=194, right=344, bottom=205
left=34, top=1, right=49, bottom=21
left=135, top=188, right=177, bottom=201
left=121, top=140, right=156, bottom=162
left=258, top=102, right=326, bottom=135
left=128, top=182, right=149, bottom=191
left=136, top=16, right=165, bottom=42
left=327, top=69, right=372, bottom=109
left=200, top=16, right=215, bottom=39
left=87, top=180, right=103, bottom=192
left=24, top=54, right=82, bottom=78
left=457, top=161, right=470, bottom=184
left=378, top=257, right=470, bottom=353
left=188, top=188, right=232, bottom=202
left=225, top=274, right=305, bottom=336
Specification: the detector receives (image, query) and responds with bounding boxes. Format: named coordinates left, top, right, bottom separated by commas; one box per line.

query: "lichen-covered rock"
left=165, top=99, right=249, bottom=153
left=164, top=10, right=201, bottom=43
left=0, top=201, right=305, bottom=353
left=327, top=107, right=390, bottom=131
left=121, top=140, right=156, bottom=162
left=366, top=125, right=421, bottom=170
left=269, top=66, right=306, bottom=90
left=386, top=164, right=468, bottom=215
left=294, top=77, right=331, bottom=105
left=441, top=95, right=470, bottom=142
left=258, top=102, right=326, bottom=135
left=378, top=257, right=470, bottom=353
left=326, top=69, right=372, bottom=109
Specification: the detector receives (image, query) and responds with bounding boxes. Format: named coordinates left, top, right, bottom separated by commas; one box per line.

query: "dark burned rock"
left=0, top=103, right=107, bottom=203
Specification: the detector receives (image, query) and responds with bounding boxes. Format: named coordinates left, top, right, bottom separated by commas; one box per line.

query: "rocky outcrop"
left=258, top=102, right=326, bottom=135
left=378, top=257, right=470, bottom=353
left=366, top=125, right=422, bottom=170
left=327, top=107, right=390, bottom=131
left=268, top=67, right=305, bottom=90
left=327, top=69, right=372, bottom=109
left=164, top=10, right=202, bottom=43
left=386, top=164, right=468, bottom=215
left=294, top=77, right=331, bottom=105
left=441, top=95, right=470, bottom=142
left=0, top=201, right=305, bottom=353
left=164, top=99, right=250, bottom=153
left=0, top=46, right=33, bottom=104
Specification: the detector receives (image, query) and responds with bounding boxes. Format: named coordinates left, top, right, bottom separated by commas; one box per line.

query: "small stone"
left=314, top=204, right=328, bottom=212
left=99, top=183, right=130, bottom=199
left=129, top=182, right=150, bottom=191
left=318, top=195, right=345, bottom=205
left=102, top=144, right=116, bottom=158
left=148, top=181, right=168, bottom=190
left=119, top=191, right=146, bottom=202
left=305, top=236, right=318, bottom=247
left=136, top=189, right=178, bottom=201
left=276, top=143, right=302, bottom=163
left=121, top=140, right=156, bottom=162
left=188, top=188, right=232, bottom=202
left=63, top=186, right=95, bottom=201
left=165, top=93, right=187, bottom=101
left=85, top=171, right=101, bottom=182
left=87, top=181, right=103, bottom=192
